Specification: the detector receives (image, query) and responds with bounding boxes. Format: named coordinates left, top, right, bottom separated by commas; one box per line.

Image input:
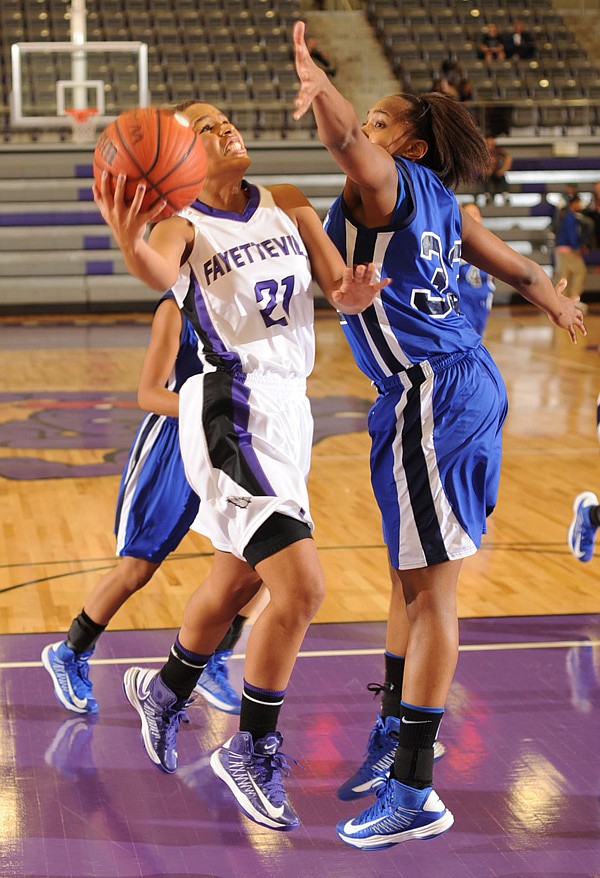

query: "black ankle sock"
left=239, top=680, right=286, bottom=742
left=391, top=702, right=444, bottom=789
left=66, top=609, right=106, bottom=653
left=215, top=614, right=247, bottom=653
left=159, top=636, right=210, bottom=701
left=590, top=505, right=600, bottom=527
left=381, top=652, right=405, bottom=718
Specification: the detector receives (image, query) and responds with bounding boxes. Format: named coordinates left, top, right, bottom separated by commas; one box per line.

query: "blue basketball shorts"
left=369, top=345, right=508, bottom=570
left=114, top=413, right=200, bottom=564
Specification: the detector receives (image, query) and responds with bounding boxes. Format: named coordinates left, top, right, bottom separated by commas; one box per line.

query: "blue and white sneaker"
left=210, top=730, right=300, bottom=831
left=568, top=491, right=599, bottom=562
left=194, top=650, right=241, bottom=714
left=337, top=776, right=454, bottom=849
left=123, top=667, right=192, bottom=774
left=41, top=641, right=98, bottom=714
left=337, top=714, right=447, bottom=801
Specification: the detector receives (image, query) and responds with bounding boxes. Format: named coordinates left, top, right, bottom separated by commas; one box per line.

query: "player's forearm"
left=513, top=265, right=564, bottom=319
left=121, top=238, right=179, bottom=292
left=137, top=385, right=179, bottom=418
left=311, top=81, right=363, bottom=152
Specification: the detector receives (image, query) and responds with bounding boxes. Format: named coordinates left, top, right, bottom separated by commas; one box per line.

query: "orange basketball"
left=93, top=107, right=207, bottom=221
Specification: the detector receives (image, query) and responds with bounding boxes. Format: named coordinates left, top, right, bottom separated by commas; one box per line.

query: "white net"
left=67, top=110, right=99, bottom=143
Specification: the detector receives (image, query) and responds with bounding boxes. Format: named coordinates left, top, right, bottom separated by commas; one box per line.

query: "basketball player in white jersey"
left=93, top=101, right=388, bottom=832
left=41, top=292, right=265, bottom=720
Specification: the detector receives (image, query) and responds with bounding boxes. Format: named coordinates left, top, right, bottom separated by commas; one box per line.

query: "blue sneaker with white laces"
left=41, top=641, right=98, bottom=714
left=337, top=776, right=454, bottom=849
left=194, top=650, right=241, bottom=714
left=568, top=492, right=599, bottom=562
left=210, top=730, right=300, bottom=831
left=123, top=667, right=192, bottom=774
left=337, top=714, right=446, bottom=801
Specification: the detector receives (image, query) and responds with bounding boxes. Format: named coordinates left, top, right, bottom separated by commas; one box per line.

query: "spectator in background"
left=477, top=23, right=506, bottom=62
left=431, top=75, right=459, bottom=100
left=482, top=135, right=512, bottom=204
left=306, top=34, right=336, bottom=77
left=439, top=59, right=475, bottom=103
left=502, top=19, right=536, bottom=60
left=554, top=193, right=594, bottom=313
left=582, top=181, right=600, bottom=248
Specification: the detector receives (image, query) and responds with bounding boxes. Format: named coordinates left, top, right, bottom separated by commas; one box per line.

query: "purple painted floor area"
left=1, top=616, right=600, bottom=878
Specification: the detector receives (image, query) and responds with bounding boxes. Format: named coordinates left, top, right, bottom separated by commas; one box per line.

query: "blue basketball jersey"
left=456, top=261, right=495, bottom=337
left=324, top=158, right=481, bottom=385
left=114, top=293, right=202, bottom=563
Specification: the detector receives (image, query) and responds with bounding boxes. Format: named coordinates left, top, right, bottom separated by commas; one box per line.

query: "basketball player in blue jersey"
left=93, top=100, right=388, bottom=832
left=292, top=20, right=586, bottom=850
left=42, top=293, right=263, bottom=719
left=456, top=202, right=495, bottom=337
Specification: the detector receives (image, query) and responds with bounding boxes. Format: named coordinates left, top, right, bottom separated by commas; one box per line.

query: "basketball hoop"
left=66, top=107, right=99, bottom=144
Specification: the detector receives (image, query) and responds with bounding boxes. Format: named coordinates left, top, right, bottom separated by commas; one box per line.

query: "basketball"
left=93, top=107, right=207, bottom=221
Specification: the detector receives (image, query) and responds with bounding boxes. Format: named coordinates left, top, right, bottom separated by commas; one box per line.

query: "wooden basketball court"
left=1, top=304, right=599, bottom=637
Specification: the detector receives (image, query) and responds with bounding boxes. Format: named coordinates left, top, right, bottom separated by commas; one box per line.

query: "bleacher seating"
left=366, top=0, right=600, bottom=136
left=1, top=144, right=599, bottom=312
left=1, top=0, right=599, bottom=141
left=0, top=0, right=311, bottom=141
left=0, top=0, right=599, bottom=311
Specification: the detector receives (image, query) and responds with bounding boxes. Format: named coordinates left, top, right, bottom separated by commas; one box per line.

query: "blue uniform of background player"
left=456, top=201, right=494, bottom=337
left=457, top=259, right=494, bottom=336
left=293, top=19, right=585, bottom=850
left=42, top=293, right=255, bottom=718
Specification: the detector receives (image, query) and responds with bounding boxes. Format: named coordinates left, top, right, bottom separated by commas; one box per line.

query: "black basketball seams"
left=112, top=113, right=146, bottom=181
left=149, top=137, right=206, bottom=190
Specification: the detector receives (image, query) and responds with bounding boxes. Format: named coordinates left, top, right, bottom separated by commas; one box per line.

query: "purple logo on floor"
left=0, top=391, right=372, bottom=480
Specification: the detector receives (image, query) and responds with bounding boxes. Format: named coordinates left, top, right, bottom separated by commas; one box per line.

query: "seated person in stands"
left=477, top=23, right=506, bottom=62
left=502, top=19, right=535, bottom=60
left=439, top=60, right=475, bottom=103
left=431, top=75, right=459, bottom=100
left=482, top=135, right=512, bottom=204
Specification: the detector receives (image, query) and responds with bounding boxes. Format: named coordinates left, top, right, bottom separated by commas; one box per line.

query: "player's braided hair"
left=396, top=92, right=489, bottom=190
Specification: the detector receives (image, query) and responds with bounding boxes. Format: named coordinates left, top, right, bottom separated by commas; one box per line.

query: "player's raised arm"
left=92, top=108, right=204, bottom=291
left=93, top=172, right=193, bottom=292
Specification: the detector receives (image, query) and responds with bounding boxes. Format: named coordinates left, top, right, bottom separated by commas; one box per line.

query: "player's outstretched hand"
left=547, top=277, right=587, bottom=343
left=330, top=263, right=390, bottom=314
left=292, top=20, right=330, bottom=121
left=92, top=171, right=166, bottom=254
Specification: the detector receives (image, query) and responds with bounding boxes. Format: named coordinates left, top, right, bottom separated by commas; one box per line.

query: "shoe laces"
left=74, top=651, right=93, bottom=683
left=363, top=708, right=398, bottom=756
left=59, top=648, right=93, bottom=698
left=579, top=505, right=596, bottom=540
left=360, top=776, right=395, bottom=821
left=367, top=682, right=391, bottom=700
left=252, top=748, right=298, bottom=807
left=158, top=700, right=192, bottom=748
left=207, top=651, right=236, bottom=692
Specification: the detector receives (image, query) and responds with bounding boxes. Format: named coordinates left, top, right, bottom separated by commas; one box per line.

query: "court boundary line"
left=1, top=638, right=598, bottom=669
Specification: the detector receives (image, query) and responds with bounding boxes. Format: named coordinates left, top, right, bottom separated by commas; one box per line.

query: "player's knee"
left=118, top=558, right=158, bottom=594
left=288, top=571, right=326, bottom=623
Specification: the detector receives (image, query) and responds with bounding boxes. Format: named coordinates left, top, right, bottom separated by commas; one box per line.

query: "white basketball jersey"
left=174, top=183, right=315, bottom=382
